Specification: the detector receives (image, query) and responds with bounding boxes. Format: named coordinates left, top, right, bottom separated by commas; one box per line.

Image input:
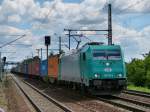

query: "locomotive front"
left=81, top=44, right=127, bottom=95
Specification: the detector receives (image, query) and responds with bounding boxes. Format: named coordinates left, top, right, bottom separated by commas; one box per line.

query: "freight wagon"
left=40, top=59, right=47, bottom=77
left=32, top=57, right=40, bottom=76
left=48, top=54, right=59, bottom=83
left=28, top=60, right=33, bottom=76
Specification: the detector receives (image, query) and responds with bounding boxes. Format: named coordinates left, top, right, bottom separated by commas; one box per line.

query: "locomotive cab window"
left=107, top=49, right=121, bottom=60
left=93, top=49, right=121, bottom=60
left=83, top=53, right=86, bottom=61
left=93, top=50, right=106, bottom=60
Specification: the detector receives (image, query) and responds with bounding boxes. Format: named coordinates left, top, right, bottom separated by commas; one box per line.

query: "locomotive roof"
left=80, top=42, right=121, bottom=52
left=61, top=42, right=121, bottom=56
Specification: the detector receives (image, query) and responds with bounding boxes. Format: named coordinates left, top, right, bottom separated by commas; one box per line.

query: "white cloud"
left=7, top=14, right=21, bottom=23
left=0, top=0, right=149, bottom=62
left=112, top=23, right=150, bottom=61
left=112, top=0, right=150, bottom=14
left=0, top=25, right=33, bottom=61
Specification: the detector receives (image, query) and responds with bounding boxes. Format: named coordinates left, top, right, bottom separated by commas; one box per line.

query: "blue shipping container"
left=40, top=60, right=47, bottom=77
left=22, top=63, right=28, bottom=78
left=24, top=63, right=28, bottom=78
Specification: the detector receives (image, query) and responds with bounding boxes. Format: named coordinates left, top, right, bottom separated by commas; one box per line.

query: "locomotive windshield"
left=93, top=49, right=121, bottom=60
left=93, top=50, right=106, bottom=60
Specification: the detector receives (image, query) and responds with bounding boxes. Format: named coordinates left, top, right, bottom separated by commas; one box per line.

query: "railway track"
left=98, top=95, right=150, bottom=112
left=12, top=75, right=126, bottom=112
left=11, top=74, right=73, bottom=112
left=123, top=90, right=150, bottom=98
left=23, top=77, right=127, bottom=112
left=12, top=74, right=150, bottom=112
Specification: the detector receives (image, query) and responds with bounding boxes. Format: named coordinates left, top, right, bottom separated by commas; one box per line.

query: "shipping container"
left=48, top=55, right=59, bottom=80
left=32, top=57, right=40, bottom=76
left=25, top=63, right=28, bottom=74
left=23, top=62, right=28, bottom=78
left=20, top=64, right=24, bottom=73
left=18, top=63, right=22, bottom=73
left=40, top=59, right=47, bottom=77
left=28, top=61, right=33, bottom=75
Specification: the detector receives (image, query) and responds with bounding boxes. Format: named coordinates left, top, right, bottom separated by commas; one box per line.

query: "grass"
left=0, top=82, right=8, bottom=111
left=127, top=84, right=150, bottom=94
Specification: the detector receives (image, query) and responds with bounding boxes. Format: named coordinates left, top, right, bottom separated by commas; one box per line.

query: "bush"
left=127, top=58, right=146, bottom=87
left=146, top=71, right=150, bottom=88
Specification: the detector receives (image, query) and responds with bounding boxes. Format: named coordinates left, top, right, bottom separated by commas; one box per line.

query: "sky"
left=0, top=0, right=150, bottom=63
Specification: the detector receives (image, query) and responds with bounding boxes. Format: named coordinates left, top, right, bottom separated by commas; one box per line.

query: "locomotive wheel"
left=49, top=78, right=55, bottom=84
left=81, top=84, right=86, bottom=95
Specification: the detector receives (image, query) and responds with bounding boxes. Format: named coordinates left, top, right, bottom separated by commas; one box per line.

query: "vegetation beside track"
left=0, top=82, right=8, bottom=111
left=127, top=84, right=150, bottom=94
left=126, top=52, right=150, bottom=89
left=0, top=75, right=34, bottom=112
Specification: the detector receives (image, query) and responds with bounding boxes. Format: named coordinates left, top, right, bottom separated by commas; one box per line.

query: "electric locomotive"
left=59, top=42, right=126, bottom=95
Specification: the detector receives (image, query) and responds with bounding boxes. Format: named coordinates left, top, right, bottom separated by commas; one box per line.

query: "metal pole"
left=0, top=52, right=1, bottom=81
left=69, top=30, right=71, bottom=50
left=46, top=45, right=48, bottom=75
left=40, top=48, right=42, bottom=76
left=31, top=52, right=33, bottom=75
left=41, top=48, right=42, bottom=61
left=108, top=3, right=112, bottom=45
left=59, top=36, right=61, bottom=54
left=32, top=52, right=33, bottom=58
left=36, top=49, right=40, bottom=57
left=64, top=29, right=108, bottom=32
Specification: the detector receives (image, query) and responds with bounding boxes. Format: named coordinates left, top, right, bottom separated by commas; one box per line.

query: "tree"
left=126, top=59, right=146, bottom=86
left=144, top=55, right=150, bottom=88
left=146, top=70, right=150, bottom=88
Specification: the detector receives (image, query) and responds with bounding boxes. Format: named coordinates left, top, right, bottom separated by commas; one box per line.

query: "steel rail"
left=98, top=96, right=149, bottom=112
left=123, top=90, right=150, bottom=98
left=11, top=75, right=43, bottom=112
left=23, top=80, right=74, bottom=112
left=112, top=95, right=150, bottom=108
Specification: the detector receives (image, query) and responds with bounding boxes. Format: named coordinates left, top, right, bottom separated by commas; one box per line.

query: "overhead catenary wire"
left=8, top=44, right=32, bottom=47
left=103, top=0, right=148, bottom=15
left=115, top=0, right=145, bottom=14
left=0, top=35, right=26, bottom=48
left=37, top=1, right=57, bottom=30
left=0, top=34, right=25, bottom=36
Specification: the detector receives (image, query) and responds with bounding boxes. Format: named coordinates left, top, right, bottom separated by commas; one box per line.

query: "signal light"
left=45, top=36, right=51, bottom=45
left=2, top=57, right=6, bottom=64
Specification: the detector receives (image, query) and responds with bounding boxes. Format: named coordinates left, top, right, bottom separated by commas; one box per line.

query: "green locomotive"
left=59, top=42, right=126, bottom=95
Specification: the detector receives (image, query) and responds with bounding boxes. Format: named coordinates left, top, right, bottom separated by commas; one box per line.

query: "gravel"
left=119, top=93, right=150, bottom=104
left=14, top=76, right=65, bottom=112
left=23, top=77, right=128, bottom=112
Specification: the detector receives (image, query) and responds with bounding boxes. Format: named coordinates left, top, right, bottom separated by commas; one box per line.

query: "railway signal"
left=44, top=36, right=51, bottom=76
left=45, top=36, right=51, bottom=45
left=2, top=57, right=6, bottom=65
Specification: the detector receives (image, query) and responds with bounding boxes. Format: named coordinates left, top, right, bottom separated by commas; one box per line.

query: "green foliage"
left=126, top=53, right=150, bottom=88
left=128, top=84, right=150, bottom=93
left=146, top=71, right=150, bottom=88
left=144, top=56, right=150, bottom=71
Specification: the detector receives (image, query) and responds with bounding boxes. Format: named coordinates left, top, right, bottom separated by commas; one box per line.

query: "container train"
left=11, top=42, right=127, bottom=95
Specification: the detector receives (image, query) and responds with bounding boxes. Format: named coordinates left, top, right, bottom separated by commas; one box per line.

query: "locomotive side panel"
left=60, top=52, right=81, bottom=83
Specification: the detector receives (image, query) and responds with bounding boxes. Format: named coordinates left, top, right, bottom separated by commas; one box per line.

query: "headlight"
left=95, top=74, right=98, bottom=78
left=118, top=74, right=122, bottom=77
left=106, top=62, right=110, bottom=66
